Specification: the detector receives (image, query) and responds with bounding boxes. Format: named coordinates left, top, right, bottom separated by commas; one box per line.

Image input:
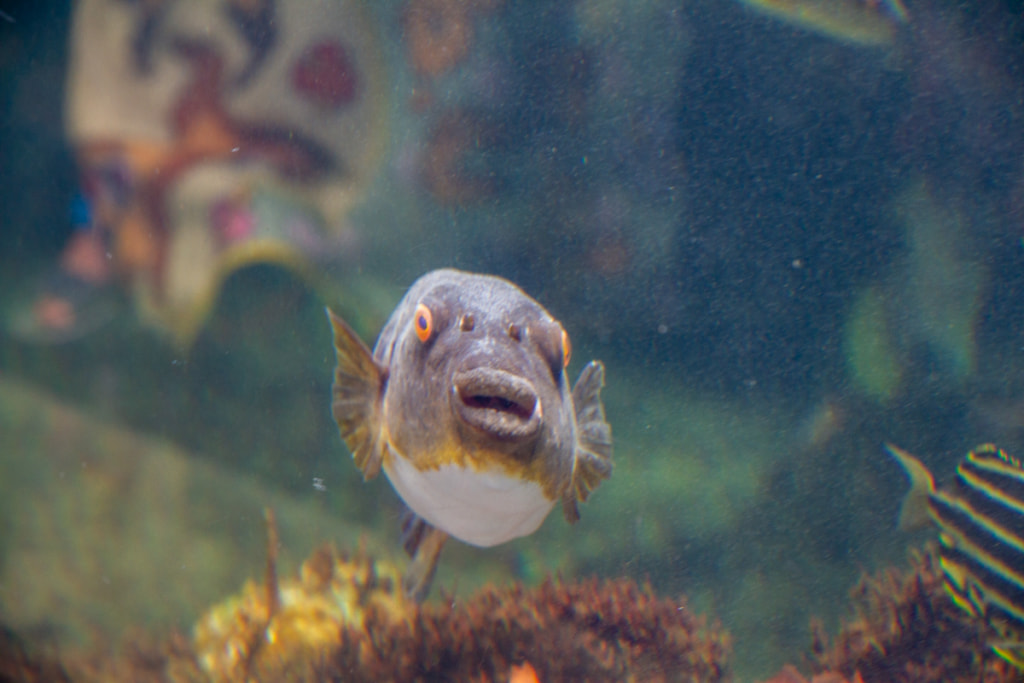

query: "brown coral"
left=191, top=542, right=410, bottom=682
left=757, top=664, right=864, bottom=683
left=809, top=546, right=1020, bottom=683
left=23, top=539, right=729, bottom=683
left=332, top=575, right=730, bottom=683
left=0, top=626, right=73, bottom=683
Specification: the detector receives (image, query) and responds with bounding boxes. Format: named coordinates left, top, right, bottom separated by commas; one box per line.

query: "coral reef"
left=191, top=513, right=411, bottom=682
left=16, top=533, right=729, bottom=682
left=757, top=665, right=863, bottom=683
left=14, top=527, right=1024, bottom=683
left=329, top=573, right=730, bottom=683
left=0, top=626, right=72, bottom=683
left=807, top=547, right=1019, bottom=683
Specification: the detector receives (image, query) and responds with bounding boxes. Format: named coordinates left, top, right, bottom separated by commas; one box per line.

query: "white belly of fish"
left=385, top=453, right=555, bottom=548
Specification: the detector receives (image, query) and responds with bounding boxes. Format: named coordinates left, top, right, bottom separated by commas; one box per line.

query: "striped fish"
left=888, top=443, right=1024, bottom=668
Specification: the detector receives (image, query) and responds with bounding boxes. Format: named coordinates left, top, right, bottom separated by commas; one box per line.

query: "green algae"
left=845, top=285, right=902, bottom=402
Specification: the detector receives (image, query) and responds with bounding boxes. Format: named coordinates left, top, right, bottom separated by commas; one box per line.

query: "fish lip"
left=452, top=367, right=542, bottom=442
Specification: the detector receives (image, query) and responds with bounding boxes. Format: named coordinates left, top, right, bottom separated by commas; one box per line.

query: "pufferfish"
left=327, top=268, right=612, bottom=601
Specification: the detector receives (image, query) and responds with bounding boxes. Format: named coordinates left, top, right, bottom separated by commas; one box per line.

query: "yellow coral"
left=192, top=544, right=410, bottom=682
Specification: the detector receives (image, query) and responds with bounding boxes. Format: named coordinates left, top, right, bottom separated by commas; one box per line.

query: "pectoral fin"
left=327, top=308, right=387, bottom=480
left=562, top=361, right=613, bottom=523
left=400, top=509, right=448, bottom=602
left=885, top=443, right=936, bottom=531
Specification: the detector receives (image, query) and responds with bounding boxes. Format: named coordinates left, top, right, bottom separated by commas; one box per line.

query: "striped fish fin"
left=938, top=550, right=982, bottom=618
left=886, top=444, right=937, bottom=530
left=930, top=494, right=1024, bottom=617
left=958, top=445, right=1024, bottom=522
left=908, top=443, right=1024, bottom=670
left=940, top=546, right=1024, bottom=636
left=992, top=643, right=1024, bottom=670
left=940, top=549, right=1024, bottom=623
left=930, top=487, right=1024, bottom=672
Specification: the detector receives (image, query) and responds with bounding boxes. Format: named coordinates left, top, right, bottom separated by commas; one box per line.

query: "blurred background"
left=0, top=0, right=1022, bottom=678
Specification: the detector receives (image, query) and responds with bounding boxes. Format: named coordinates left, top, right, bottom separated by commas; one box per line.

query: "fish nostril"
left=508, top=323, right=521, bottom=341
left=460, top=313, right=475, bottom=331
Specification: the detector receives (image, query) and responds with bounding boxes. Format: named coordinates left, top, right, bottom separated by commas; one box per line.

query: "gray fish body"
left=374, top=269, right=579, bottom=504
left=328, top=268, right=612, bottom=600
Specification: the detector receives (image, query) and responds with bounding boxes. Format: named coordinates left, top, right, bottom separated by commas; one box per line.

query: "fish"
left=737, top=0, right=906, bottom=47
left=888, top=443, right=1024, bottom=668
left=327, top=268, right=613, bottom=601
left=876, top=0, right=909, bottom=24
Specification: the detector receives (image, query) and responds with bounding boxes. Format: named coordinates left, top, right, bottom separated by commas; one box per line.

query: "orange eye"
left=561, top=329, right=571, bottom=368
left=413, top=303, right=433, bottom=342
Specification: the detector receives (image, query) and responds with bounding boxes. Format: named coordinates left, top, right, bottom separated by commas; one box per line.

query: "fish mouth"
left=453, top=367, right=542, bottom=442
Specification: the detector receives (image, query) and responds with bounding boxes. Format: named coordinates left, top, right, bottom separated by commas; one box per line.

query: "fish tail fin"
left=882, top=0, right=909, bottom=23
left=885, top=443, right=936, bottom=531
left=399, top=510, right=448, bottom=602
left=563, top=361, right=613, bottom=523
left=327, top=308, right=386, bottom=480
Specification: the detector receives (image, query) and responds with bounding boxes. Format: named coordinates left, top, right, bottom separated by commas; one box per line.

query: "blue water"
left=0, top=0, right=1022, bottom=680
